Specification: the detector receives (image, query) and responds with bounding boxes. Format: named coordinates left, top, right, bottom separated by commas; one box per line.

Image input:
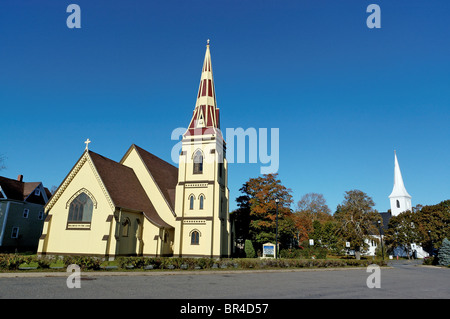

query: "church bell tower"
left=389, top=151, right=412, bottom=216
left=173, top=41, right=230, bottom=258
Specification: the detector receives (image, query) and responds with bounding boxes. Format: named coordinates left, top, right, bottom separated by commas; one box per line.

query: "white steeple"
left=389, top=151, right=412, bottom=216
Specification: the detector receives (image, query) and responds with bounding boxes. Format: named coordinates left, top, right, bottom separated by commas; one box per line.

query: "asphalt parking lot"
left=0, top=260, right=448, bottom=299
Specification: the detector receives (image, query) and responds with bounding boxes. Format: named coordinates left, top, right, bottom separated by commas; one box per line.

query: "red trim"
left=208, top=79, right=213, bottom=97
left=201, top=80, right=207, bottom=96
left=206, top=105, right=213, bottom=127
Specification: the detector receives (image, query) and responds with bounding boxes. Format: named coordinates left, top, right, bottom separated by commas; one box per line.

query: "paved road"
left=0, top=261, right=448, bottom=299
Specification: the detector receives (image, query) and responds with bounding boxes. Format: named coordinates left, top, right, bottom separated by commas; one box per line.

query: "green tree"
left=438, top=238, right=450, bottom=266
left=416, top=200, right=450, bottom=252
left=334, top=190, right=379, bottom=259
left=230, top=183, right=251, bottom=257
left=310, top=219, right=341, bottom=253
left=384, top=210, right=420, bottom=259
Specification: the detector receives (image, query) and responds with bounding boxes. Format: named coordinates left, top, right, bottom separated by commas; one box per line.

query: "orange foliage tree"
left=243, top=173, right=295, bottom=251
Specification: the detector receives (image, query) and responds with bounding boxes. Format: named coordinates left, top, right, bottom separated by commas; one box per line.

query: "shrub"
left=244, top=240, right=256, bottom=258
left=279, top=249, right=301, bottom=259
left=63, top=255, right=102, bottom=270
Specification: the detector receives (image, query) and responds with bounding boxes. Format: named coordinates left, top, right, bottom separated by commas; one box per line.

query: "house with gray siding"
left=0, top=175, right=51, bottom=252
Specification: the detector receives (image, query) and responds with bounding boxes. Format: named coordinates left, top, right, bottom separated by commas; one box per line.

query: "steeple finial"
left=207, top=39, right=210, bottom=45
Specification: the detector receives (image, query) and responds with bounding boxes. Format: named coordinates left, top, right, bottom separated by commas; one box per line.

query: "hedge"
left=0, top=254, right=386, bottom=271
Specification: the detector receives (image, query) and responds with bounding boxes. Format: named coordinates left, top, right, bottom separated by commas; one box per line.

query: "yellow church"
left=37, top=42, right=231, bottom=259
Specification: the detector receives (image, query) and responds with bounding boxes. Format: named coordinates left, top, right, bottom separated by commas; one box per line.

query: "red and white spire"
left=186, top=40, right=220, bottom=136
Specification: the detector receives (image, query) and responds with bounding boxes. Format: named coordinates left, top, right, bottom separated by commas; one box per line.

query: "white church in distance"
left=365, top=151, right=428, bottom=259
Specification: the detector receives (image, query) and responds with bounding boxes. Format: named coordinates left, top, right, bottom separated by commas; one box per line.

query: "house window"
left=11, top=227, right=19, bottom=239
left=23, top=209, right=29, bottom=219
left=199, top=195, right=204, bottom=210
left=189, top=195, right=195, bottom=210
left=38, top=211, right=44, bottom=220
left=396, top=200, right=400, bottom=208
left=67, top=192, right=94, bottom=229
left=191, top=231, right=200, bottom=245
left=193, top=150, right=203, bottom=174
left=34, top=188, right=41, bottom=196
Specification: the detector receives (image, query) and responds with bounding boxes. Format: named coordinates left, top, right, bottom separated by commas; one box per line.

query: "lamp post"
left=378, top=220, right=384, bottom=260
left=275, top=198, right=279, bottom=259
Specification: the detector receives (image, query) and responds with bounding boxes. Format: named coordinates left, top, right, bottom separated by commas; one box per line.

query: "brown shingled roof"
left=88, top=151, right=172, bottom=229
left=132, top=145, right=178, bottom=212
left=0, top=176, right=47, bottom=204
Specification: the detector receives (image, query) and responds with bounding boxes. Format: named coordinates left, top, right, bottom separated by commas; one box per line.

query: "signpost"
left=262, top=243, right=276, bottom=258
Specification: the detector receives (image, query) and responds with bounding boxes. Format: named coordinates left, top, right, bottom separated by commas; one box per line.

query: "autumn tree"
left=238, top=173, right=295, bottom=252
left=293, top=193, right=333, bottom=243
left=334, top=190, right=380, bottom=259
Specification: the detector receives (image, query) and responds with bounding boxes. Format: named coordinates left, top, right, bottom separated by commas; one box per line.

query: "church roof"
left=131, top=145, right=178, bottom=212
left=89, top=151, right=173, bottom=229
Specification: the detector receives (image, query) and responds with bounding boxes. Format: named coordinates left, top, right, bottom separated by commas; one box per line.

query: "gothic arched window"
left=68, top=192, right=94, bottom=224
left=189, top=195, right=195, bottom=210
left=199, top=195, right=204, bottom=210
left=396, top=200, right=400, bottom=208
left=191, top=231, right=200, bottom=245
left=193, top=150, right=203, bottom=174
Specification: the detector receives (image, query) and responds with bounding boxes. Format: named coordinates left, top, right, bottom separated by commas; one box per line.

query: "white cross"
left=84, top=138, right=91, bottom=150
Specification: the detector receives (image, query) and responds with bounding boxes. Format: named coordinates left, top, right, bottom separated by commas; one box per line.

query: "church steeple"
left=174, top=41, right=230, bottom=258
left=389, top=151, right=412, bottom=216
left=186, top=40, right=220, bottom=135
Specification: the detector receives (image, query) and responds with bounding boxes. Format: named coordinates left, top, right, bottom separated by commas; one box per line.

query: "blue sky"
left=0, top=0, right=449, bottom=214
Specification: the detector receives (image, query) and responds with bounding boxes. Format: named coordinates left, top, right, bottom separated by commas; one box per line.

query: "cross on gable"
left=84, top=138, right=91, bottom=150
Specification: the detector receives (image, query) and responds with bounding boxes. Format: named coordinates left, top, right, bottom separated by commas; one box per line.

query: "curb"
left=0, top=266, right=393, bottom=278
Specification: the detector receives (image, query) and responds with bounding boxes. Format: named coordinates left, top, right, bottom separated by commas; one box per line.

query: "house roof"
left=132, top=145, right=178, bottom=212
left=0, top=176, right=50, bottom=204
left=88, top=151, right=173, bottom=229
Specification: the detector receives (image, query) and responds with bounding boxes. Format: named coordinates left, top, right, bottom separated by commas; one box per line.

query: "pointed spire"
left=389, top=150, right=411, bottom=199
left=186, top=40, right=220, bottom=135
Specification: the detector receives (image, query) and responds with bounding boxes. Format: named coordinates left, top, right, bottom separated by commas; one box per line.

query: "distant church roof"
left=389, top=151, right=411, bottom=199
left=89, top=151, right=173, bottom=229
